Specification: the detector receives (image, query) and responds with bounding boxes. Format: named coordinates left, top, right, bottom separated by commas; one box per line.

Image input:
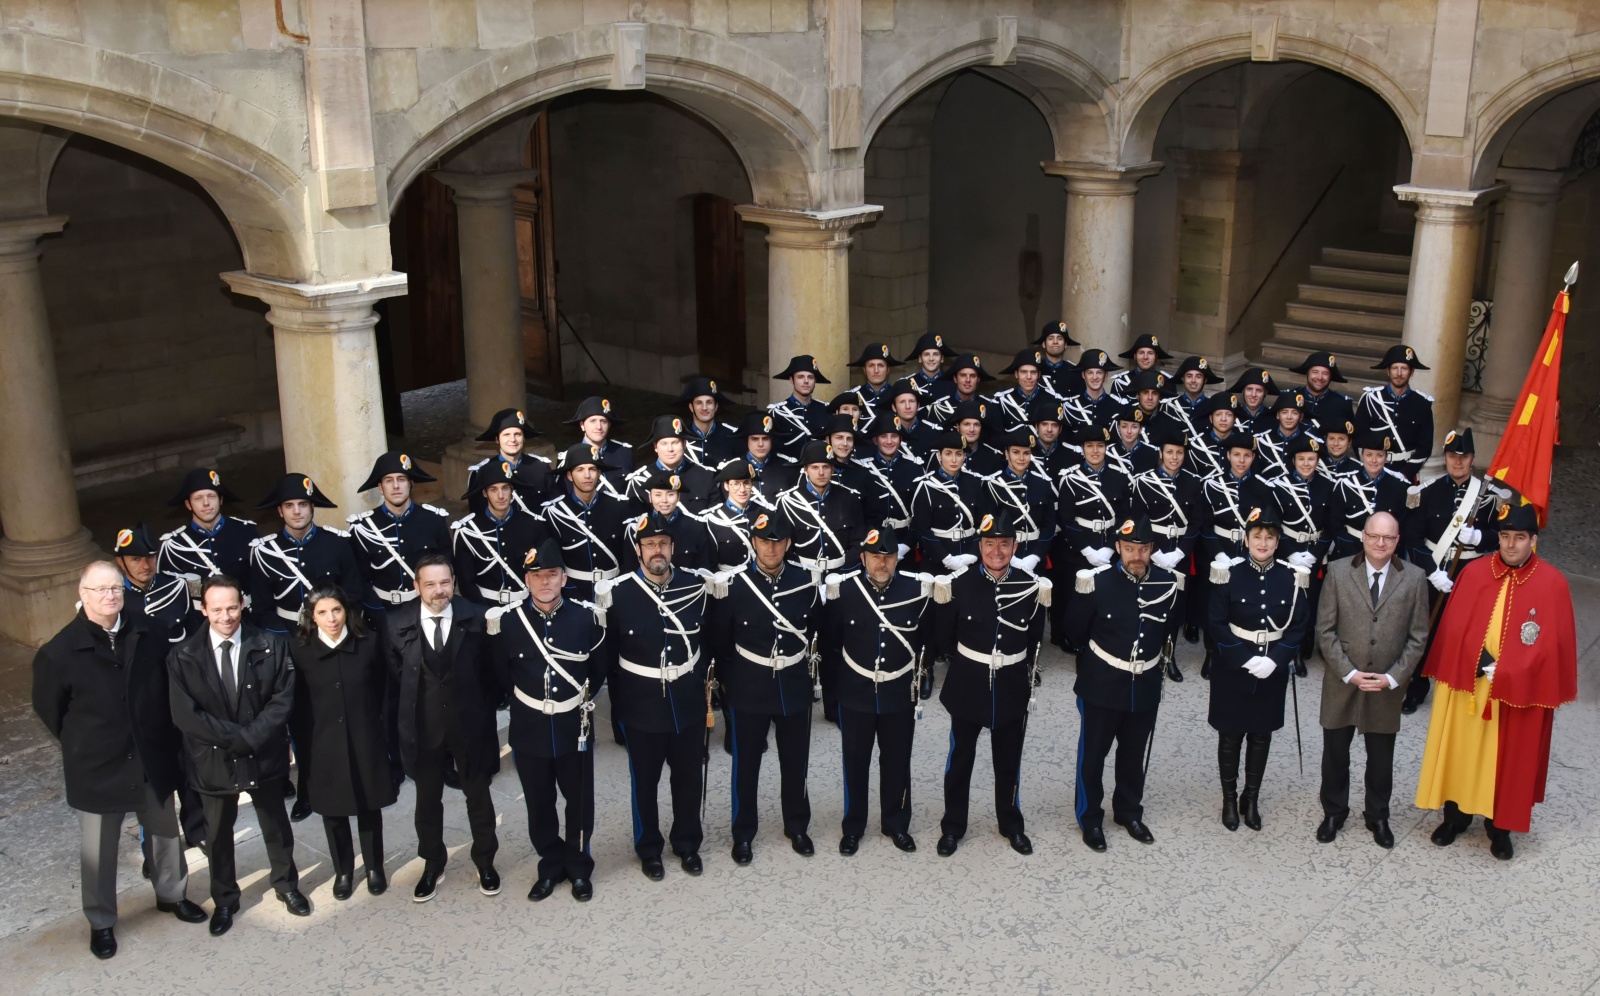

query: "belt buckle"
left=499, top=590, right=513, bottom=606
left=389, top=589, right=405, bottom=605
left=542, top=698, right=555, bottom=716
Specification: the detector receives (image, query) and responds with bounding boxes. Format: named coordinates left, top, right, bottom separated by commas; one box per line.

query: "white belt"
left=479, top=586, right=528, bottom=606
left=931, top=525, right=975, bottom=540
left=1282, top=526, right=1319, bottom=544
left=1089, top=639, right=1161, bottom=675
left=617, top=653, right=700, bottom=682
left=1344, top=525, right=1363, bottom=540
left=841, top=648, right=915, bottom=683
left=371, top=585, right=418, bottom=605
left=798, top=555, right=846, bottom=571
left=513, top=685, right=584, bottom=715
left=1214, top=526, right=1243, bottom=543
left=1151, top=523, right=1182, bottom=539
left=1426, top=538, right=1483, bottom=561
left=956, top=642, right=1028, bottom=669
left=274, top=606, right=299, bottom=623
left=563, top=566, right=618, bottom=583
left=1228, top=623, right=1287, bottom=645
left=734, top=644, right=807, bottom=671
left=883, top=517, right=910, bottom=530
left=1075, top=517, right=1115, bottom=531
left=1389, top=449, right=1415, bottom=461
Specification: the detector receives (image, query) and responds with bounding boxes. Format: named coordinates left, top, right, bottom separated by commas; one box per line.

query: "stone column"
left=1043, top=162, right=1163, bottom=357
left=222, top=271, right=408, bottom=518
left=0, top=215, right=102, bottom=645
left=435, top=169, right=539, bottom=489
left=736, top=205, right=883, bottom=404
left=1470, top=169, right=1564, bottom=460
left=1393, top=184, right=1504, bottom=476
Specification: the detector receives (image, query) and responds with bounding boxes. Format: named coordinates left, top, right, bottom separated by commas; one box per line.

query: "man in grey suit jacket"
left=1311, top=511, right=1430, bottom=848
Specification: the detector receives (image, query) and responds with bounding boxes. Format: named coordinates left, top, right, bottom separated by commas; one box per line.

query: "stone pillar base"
left=0, top=528, right=101, bottom=646
left=1468, top=395, right=1517, bottom=469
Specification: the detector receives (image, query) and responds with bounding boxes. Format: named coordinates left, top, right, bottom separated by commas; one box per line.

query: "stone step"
left=1320, top=247, right=1413, bottom=273
left=1254, top=361, right=1389, bottom=399
left=1258, top=335, right=1390, bottom=373
left=1296, top=282, right=1408, bottom=313
left=1307, top=264, right=1411, bottom=293
left=1283, top=301, right=1405, bottom=334
left=1267, top=320, right=1399, bottom=354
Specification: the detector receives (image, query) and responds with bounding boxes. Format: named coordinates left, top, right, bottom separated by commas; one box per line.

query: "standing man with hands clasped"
left=1312, top=511, right=1430, bottom=848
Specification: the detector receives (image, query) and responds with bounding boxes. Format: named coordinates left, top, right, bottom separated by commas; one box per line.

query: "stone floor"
left=4, top=573, right=1600, bottom=993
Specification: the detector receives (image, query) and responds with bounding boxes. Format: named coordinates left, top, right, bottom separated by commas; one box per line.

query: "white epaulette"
left=323, top=525, right=351, bottom=538
left=1036, top=575, right=1053, bottom=607
left=347, top=510, right=372, bottom=524
left=232, top=517, right=256, bottom=526
left=593, top=574, right=627, bottom=610
left=469, top=455, right=490, bottom=471
left=159, top=527, right=182, bottom=542
left=1405, top=486, right=1421, bottom=509
left=248, top=536, right=267, bottom=550
left=1361, top=385, right=1380, bottom=394
left=1209, top=559, right=1233, bottom=585
left=485, top=604, right=515, bottom=636
left=529, top=453, right=551, bottom=466
left=1417, top=390, right=1434, bottom=402
left=1076, top=564, right=1111, bottom=593
left=571, top=596, right=606, bottom=626
left=1285, top=561, right=1311, bottom=588
left=423, top=503, right=450, bottom=516
left=450, top=514, right=472, bottom=530
left=775, top=453, right=798, bottom=465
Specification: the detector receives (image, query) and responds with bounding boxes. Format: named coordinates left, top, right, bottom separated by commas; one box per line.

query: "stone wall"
left=40, top=136, right=280, bottom=482
left=1547, top=168, right=1600, bottom=446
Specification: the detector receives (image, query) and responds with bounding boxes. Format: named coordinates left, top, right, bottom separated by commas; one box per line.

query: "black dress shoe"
left=478, top=864, right=501, bottom=896
left=157, top=898, right=208, bottom=923
left=1400, top=700, right=1419, bottom=715
left=278, top=889, right=312, bottom=916
left=1007, top=832, right=1033, bottom=856
left=90, top=927, right=117, bottom=959
left=1489, top=830, right=1514, bottom=861
left=1365, top=817, right=1395, bottom=849
left=208, top=905, right=234, bottom=936
left=528, top=877, right=560, bottom=902
left=641, top=857, right=666, bottom=880
left=789, top=833, right=815, bottom=856
left=1294, top=658, right=1308, bottom=678
left=1164, top=659, right=1184, bottom=682
left=440, top=758, right=462, bottom=790
left=1117, top=819, right=1155, bottom=844
left=838, top=835, right=860, bottom=856
left=570, top=878, right=593, bottom=901
left=413, top=869, right=441, bottom=902
left=141, top=858, right=151, bottom=881
left=936, top=834, right=958, bottom=857
left=283, top=780, right=296, bottom=798
left=731, top=841, right=753, bottom=865
left=290, top=797, right=313, bottom=823
left=887, top=831, right=917, bottom=852
left=1316, top=815, right=1343, bottom=843
left=1200, top=652, right=1212, bottom=680
left=680, top=853, right=704, bottom=875
left=367, top=869, right=387, bottom=896
left=1081, top=825, right=1107, bottom=851
left=332, top=873, right=354, bottom=901
left=722, top=734, right=733, bottom=756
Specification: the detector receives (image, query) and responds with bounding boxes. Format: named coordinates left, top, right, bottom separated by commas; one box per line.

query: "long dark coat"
left=166, top=625, right=294, bottom=794
left=1207, top=559, right=1312, bottom=734
left=383, top=599, right=503, bottom=781
left=288, top=632, right=397, bottom=816
left=32, top=612, right=184, bottom=812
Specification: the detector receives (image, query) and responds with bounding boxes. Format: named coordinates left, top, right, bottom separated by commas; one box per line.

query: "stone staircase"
left=1251, top=247, right=1411, bottom=395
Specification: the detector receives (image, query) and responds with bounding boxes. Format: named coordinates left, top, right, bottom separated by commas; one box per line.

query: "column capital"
left=0, top=214, right=67, bottom=268
left=1494, top=167, right=1565, bottom=202
left=221, top=271, right=409, bottom=329
left=1394, top=183, right=1506, bottom=222
left=735, top=204, right=883, bottom=249
left=1041, top=161, right=1162, bottom=195
left=433, top=169, right=540, bottom=204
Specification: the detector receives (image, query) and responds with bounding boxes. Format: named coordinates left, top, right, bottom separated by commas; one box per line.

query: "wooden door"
left=516, top=113, right=562, bottom=396
left=400, top=172, right=465, bottom=388
left=693, top=193, right=747, bottom=389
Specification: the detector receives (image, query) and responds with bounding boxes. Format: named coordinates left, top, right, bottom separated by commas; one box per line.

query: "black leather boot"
left=1164, top=658, right=1184, bottom=682
left=1218, top=735, right=1241, bottom=832
left=1240, top=734, right=1270, bottom=831
left=1200, top=650, right=1212, bottom=680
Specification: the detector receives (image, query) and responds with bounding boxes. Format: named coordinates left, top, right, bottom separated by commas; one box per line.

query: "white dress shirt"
left=317, top=626, right=349, bottom=649
left=1344, top=560, right=1398, bottom=689
left=421, top=603, right=453, bottom=649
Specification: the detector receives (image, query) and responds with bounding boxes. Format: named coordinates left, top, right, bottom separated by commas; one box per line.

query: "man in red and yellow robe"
left=1415, top=499, right=1577, bottom=859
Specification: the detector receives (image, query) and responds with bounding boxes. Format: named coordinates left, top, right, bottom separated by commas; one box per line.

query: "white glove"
left=1459, top=526, right=1482, bottom=546
left=1427, top=568, right=1454, bottom=593
left=1243, top=655, right=1277, bottom=680
left=1011, top=554, right=1040, bottom=572
left=1288, top=551, right=1318, bottom=570
left=942, top=553, right=977, bottom=571
left=1482, top=663, right=1496, bottom=682
left=1082, top=546, right=1113, bottom=567
left=1150, top=549, right=1184, bottom=571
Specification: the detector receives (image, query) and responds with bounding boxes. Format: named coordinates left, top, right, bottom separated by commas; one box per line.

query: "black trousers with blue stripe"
left=838, top=707, right=915, bottom=838
left=514, top=748, right=594, bottom=881
left=620, top=724, right=704, bottom=860
left=730, top=709, right=811, bottom=844
left=941, top=717, right=1026, bottom=839
left=1075, top=698, right=1158, bottom=829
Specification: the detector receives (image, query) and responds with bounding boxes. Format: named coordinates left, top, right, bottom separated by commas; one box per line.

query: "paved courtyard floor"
left=3, top=571, right=1599, bottom=994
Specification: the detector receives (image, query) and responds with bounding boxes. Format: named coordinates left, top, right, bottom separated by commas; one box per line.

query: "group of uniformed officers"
left=51, top=320, right=1520, bottom=955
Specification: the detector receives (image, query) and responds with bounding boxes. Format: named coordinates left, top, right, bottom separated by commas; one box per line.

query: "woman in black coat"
left=289, top=584, right=397, bottom=899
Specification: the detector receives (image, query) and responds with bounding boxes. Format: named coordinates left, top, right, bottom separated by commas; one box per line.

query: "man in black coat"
left=33, top=561, right=207, bottom=959
left=166, top=575, right=307, bottom=935
left=384, top=552, right=503, bottom=902
left=933, top=513, right=1049, bottom=858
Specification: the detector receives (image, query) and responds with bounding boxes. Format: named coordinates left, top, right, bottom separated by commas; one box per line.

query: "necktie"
left=220, top=641, right=238, bottom=706
left=430, top=616, right=443, bottom=652
left=1369, top=571, right=1381, bottom=607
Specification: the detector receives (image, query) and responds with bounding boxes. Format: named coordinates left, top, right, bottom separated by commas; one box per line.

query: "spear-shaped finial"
left=1564, top=261, right=1579, bottom=291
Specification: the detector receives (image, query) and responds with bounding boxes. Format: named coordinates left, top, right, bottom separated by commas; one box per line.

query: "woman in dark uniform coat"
left=1207, top=506, right=1311, bottom=832
left=289, top=584, right=397, bottom=899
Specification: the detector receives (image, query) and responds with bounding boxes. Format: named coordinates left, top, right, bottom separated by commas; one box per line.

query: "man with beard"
left=1289, top=350, right=1352, bottom=427
left=1356, top=344, right=1434, bottom=483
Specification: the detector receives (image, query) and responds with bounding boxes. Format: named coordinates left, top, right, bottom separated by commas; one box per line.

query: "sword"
left=701, top=662, right=715, bottom=821
left=1263, top=629, right=1304, bottom=776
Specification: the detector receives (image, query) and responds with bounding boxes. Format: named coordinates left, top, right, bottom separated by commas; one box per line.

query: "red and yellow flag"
left=1485, top=285, right=1568, bottom=524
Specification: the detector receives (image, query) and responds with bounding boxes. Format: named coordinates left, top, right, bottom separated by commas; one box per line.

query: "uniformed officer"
left=1227, top=368, right=1280, bottom=433
left=979, top=428, right=1056, bottom=564
left=1110, top=333, right=1171, bottom=395
left=1288, top=350, right=1352, bottom=427
left=1128, top=424, right=1204, bottom=681
left=775, top=439, right=867, bottom=579
left=821, top=413, right=872, bottom=497
left=953, top=399, right=1004, bottom=476
left=1356, top=344, right=1434, bottom=482
left=625, top=415, right=717, bottom=513
left=599, top=512, right=712, bottom=880
left=1398, top=427, right=1513, bottom=714
left=1253, top=391, right=1319, bottom=479
left=1068, top=516, right=1183, bottom=850
left=884, top=381, right=943, bottom=456
left=536, top=444, right=631, bottom=604
left=821, top=526, right=933, bottom=855
left=701, top=459, right=764, bottom=574
left=621, top=468, right=709, bottom=572
left=678, top=377, right=740, bottom=468
left=1109, top=403, right=1160, bottom=477
left=1326, top=429, right=1411, bottom=561
left=828, top=389, right=869, bottom=421
left=1197, top=436, right=1278, bottom=676
left=847, top=342, right=904, bottom=416
left=1035, top=321, right=1083, bottom=397
left=489, top=538, right=608, bottom=903
left=114, top=524, right=201, bottom=645
left=855, top=413, right=919, bottom=533
left=768, top=355, right=833, bottom=458
left=925, top=353, right=993, bottom=420
left=1053, top=424, right=1131, bottom=651
left=911, top=431, right=983, bottom=568
left=157, top=467, right=259, bottom=605
left=247, top=474, right=365, bottom=633
left=1062, top=348, right=1124, bottom=428
left=347, top=451, right=452, bottom=617
left=1206, top=506, right=1312, bottom=832
left=453, top=459, right=542, bottom=608
left=933, top=512, right=1049, bottom=858
left=1186, top=392, right=1243, bottom=479
left=732, top=409, right=799, bottom=500
left=707, top=511, right=821, bottom=863
left=564, top=396, right=633, bottom=481
left=468, top=408, right=556, bottom=516
left=907, top=331, right=954, bottom=397
left=1029, top=397, right=1074, bottom=479
left=1313, top=396, right=1361, bottom=480
left=993, top=348, right=1061, bottom=430
left=1162, top=356, right=1223, bottom=437
left=1267, top=435, right=1333, bottom=567
left=1125, top=370, right=1173, bottom=426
